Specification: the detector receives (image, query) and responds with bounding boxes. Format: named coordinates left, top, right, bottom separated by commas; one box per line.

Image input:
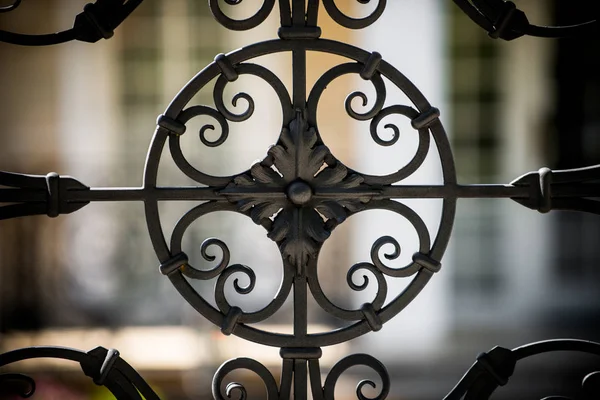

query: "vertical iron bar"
left=292, top=48, right=307, bottom=110
left=292, top=0, right=306, bottom=26
left=294, top=359, right=308, bottom=400
left=308, top=359, right=324, bottom=400
left=291, top=0, right=308, bottom=109
left=279, top=359, right=294, bottom=400
left=279, top=0, right=292, bottom=27
left=306, top=0, right=319, bottom=26
left=293, top=274, right=308, bottom=337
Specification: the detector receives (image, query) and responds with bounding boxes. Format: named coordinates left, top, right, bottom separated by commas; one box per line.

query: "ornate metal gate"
left=1, top=0, right=599, bottom=399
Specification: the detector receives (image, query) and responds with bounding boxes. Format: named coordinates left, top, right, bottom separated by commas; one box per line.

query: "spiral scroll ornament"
left=212, top=358, right=280, bottom=400
left=323, top=354, right=390, bottom=400
left=209, top=0, right=277, bottom=31
left=143, top=32, right=456, bottom=353
left=321, top=0, right=387, bottom=29
left=116, top=9, right=458, bottom=395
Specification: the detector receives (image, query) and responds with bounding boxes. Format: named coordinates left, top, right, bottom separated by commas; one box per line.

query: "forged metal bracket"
left=0, top=171, right=89, bottom=220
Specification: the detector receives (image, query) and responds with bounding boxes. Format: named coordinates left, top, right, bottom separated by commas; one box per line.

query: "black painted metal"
left=451, top=0, right=598, bottom=40
left=1, top=1, right=600, bottom=399
left=0, top=0, right=143, bottom=46
left=444, top=340, right=600, bottom=400
left=0, top=346, right=160, bottom=399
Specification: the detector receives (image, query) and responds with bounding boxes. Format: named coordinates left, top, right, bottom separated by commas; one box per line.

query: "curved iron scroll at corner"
left=322, top=354, right=391, bottom=400
left=0, top=373, right=35, bottom=398
left=0, top=0, right=21, bottom=13
left=208, top=0, right=277, bottom=31
left=0, top=346, right=160, bottom=400
left=451, top=0, right=597, bottom=40
left=212, top=357, right=280, bottom=400
left=443, top=339, right=600, bottom=400
left=0, top=0, right=144, bottom=46
left=321, top=0, right=387, bottom=30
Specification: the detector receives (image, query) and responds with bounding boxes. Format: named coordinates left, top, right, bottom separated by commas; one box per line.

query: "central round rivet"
left=286, top=180, right=313, bottom=206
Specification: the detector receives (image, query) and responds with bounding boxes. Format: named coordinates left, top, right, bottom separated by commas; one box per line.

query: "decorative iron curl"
left=307, top=200, right=432, bottom=332
left=215, top=90, right=255, bottom=123
left=369, top=105, right=432, bottom=183
left=215, top=264, right=257, bottom=310
left=322, top=0, right=387, bottom=29
left=181, top=237, right=231, bottom=280
left=212, top=357, right=279, bottom=400
left=323, top=354, right=390, bottom=400
left=307, top=62, right=386, bottom=127
left=209, top=0, right=276, bottom=31
left=164, top=201, right=294, bottom=335
left=0, top=346, right=159, bottom=400
left=213, top=62, right=294, bottom=124
left=177, top=105, right=230, bottom=148
left=0, top=373, right=35, bottom=398
left=443, top=339, right=600, bottom=400
left=0, top=0, right=20, bottom=13
left=0, top=0, right=143, bottom=46
left=452, top=0, right=597, bottom=40
left=346, top=262, right=388, bottom=306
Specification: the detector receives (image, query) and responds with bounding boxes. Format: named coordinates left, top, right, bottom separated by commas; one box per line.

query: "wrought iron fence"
left=0, top=0, right=599, bottom=399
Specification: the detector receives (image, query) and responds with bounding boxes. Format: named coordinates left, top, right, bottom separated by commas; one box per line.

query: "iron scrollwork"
left=212, top=352, right=390, bottom=400
left=451, top=0, right=598, bottom=40
left=142, top=31, right=456, bottom=355
left=0, top=0, right=143, bottom=46
left=1, top=0, right=600, bottom=399
left=444, top=339, right=600, bottom=400
left=0, top=346, right=160, bottom=399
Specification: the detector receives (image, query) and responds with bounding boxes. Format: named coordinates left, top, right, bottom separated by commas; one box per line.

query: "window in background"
left=108, top=0, right=224, bottom=326
left=448, top=5, right=505, bottom=311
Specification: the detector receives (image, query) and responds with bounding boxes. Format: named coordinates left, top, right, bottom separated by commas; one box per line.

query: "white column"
left=354, top=0, right=450, bottom=361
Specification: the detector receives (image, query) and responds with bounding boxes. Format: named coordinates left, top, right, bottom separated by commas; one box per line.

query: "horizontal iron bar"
left=68, top=187, right=222, bottom=202
left=4, top=184, right=596, bottom=204
left=0, top=188, right=47, bottom=202
left=313, top=184, right=531, bottom=199
left=381, top=184, right=530, bottom=199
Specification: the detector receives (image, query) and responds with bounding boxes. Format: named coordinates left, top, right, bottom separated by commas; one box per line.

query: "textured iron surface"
left=0, top=0, right=143, bottom=45
left=1, top=1, right=600, bottom=399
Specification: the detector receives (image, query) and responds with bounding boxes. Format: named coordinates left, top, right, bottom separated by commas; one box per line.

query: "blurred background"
left=0, top=0, right=599, bottom=399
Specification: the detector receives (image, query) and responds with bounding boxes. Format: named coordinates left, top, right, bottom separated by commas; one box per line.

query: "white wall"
left=354, top=0, right=450, bottom=361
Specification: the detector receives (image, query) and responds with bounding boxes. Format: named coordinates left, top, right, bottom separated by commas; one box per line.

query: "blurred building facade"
left=1, top=0, right=599, bottom=399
